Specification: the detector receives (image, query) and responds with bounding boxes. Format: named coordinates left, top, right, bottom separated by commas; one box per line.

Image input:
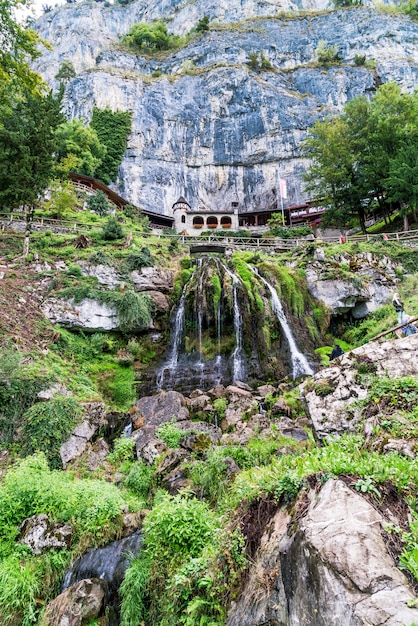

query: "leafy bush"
left=196, top=15, right=210, bottom=33
left=116, top=291, right=152, bottom=330
left=125, top=460, right=156, bottom=499
left=91, top=107, right=132, bottom=184
left=120, top=492, right=219, bottom=625
left=107, top=435, right=135, bottom=464
left=156, top=422, right=187, bottom=448
left=86, top=190, right=112, bottom=216
left=124, top=247, right=154, bottom=270
left=354, top=54, right=366, bottom=66
left=315, top=40, right=341, bottom=65
left=101, top=216, right=124, bottom=241
left=0, top=348, right=51, bottom=446
left=20, top=397, right=84, bottom=468
left=123, top=21, right=182, bottom=53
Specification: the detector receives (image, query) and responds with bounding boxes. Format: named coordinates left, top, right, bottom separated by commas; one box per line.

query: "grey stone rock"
left=19, top=514, right=72, bottom=555
left=37, top=383, right=72, bottom=400
left=60, top=402, right=106, bottom=468
left=189, top=394, right=212, bottom=411
left=256, top=384, right=276, bottom=398
left=131, top=268, right=174, bottom=293
left=78, top=261, right=121, bottom=287
left=135, top=390, right=190, bottom=425
left=147, top=290, right=170, bottom=313
left=301, top=334, right=418, bottom=440
left=42, top=297, right=119, bottom=331
left=141, top=438, right=168, bottom=464
left=40, top=578, right=107, bottom=626
left=227, top=479, right=418, bottom=626
left=33, top=3, right=418, bottom=218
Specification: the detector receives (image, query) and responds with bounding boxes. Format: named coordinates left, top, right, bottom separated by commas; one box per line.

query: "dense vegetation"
left=303, top=82, right=418, bottom=233
left=0, top=2, right=417, bottom=625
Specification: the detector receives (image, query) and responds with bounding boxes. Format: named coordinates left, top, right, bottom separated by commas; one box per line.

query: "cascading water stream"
left=252, top=268, right=313, bottom=379
left=156, top=280, right=189, bottom=389
left=221, top=262, right=245, bottom=382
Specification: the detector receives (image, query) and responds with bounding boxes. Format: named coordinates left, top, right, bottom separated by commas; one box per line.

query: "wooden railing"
left=1, top=212, right=418, bottom=251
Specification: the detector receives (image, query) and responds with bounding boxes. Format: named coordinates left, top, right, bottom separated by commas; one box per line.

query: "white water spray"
left=253, top=268, right=313, bottom=379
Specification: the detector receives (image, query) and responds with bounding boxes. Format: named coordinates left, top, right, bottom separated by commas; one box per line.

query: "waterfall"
left=221, top=263, right=245, bottom=382
left=156, top=283, right=188, bottom=389
left=253, top=268, right=313, bottom=379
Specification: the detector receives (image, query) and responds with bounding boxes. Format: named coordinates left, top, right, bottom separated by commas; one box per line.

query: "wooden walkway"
left=1, top=213, right=418, bottom=252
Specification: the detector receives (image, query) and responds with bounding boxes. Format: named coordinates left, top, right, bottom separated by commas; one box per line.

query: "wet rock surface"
left=227, top=479, right=418, bottom=626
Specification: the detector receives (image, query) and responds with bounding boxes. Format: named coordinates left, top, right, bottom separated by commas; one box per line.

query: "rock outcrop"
left=305, top=250, right=399, bottom=318
left=19, top=515, right=72, bottom=555
left=40, top=579, right=107, bottom=626
left=60, top=402, right=107, bottom=468
left=301, top=333, right=418, bottom=441
left=33, top=3, right=418, bottom=215
left=227, top=478, right=418, bottom=626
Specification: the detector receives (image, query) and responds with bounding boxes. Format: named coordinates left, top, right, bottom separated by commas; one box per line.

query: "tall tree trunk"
left=358, top=205, right=366, bottom=234
left=403, top=210, right=409, bottom=233
left=23, top=205, right=34, bottom=257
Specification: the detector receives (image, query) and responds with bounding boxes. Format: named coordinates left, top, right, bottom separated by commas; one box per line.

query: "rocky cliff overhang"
left=33, top=2, right=418, bottom=216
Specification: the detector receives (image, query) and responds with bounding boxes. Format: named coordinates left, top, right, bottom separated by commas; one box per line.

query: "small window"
left=181, top=215, right=186, bottom=223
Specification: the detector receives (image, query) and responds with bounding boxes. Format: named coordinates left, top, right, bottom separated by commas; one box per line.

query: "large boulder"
left=60, top=402, right=107, bottom=468
left=42, top=297, right=119, bottom=331
left=19, top=514, right=72, bottom=555
left=227, top=479, right=418, bottom=626
left=131, top=268, right=174, bottom=293
left=305, top=252, right=398, bottom=319
left=301, top=334, right=418, bottom=440
left=134, top=391, right=189, bottom=426
left=40, top=578, right=107, bottom=626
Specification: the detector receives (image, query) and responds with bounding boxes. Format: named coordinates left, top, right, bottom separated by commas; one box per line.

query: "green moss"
left=211, top=273, right=222, bottom=309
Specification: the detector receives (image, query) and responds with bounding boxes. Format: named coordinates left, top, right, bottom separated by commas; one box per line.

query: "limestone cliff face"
left=33, top=1, right=418, bottom=215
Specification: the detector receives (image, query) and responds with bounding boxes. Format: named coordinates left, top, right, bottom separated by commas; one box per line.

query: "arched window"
left=221, top=216, right=232, bottom=229
left=206, top=216, right=218, bottom=229
left=181, top=215, right=186, bottom=223
left=193, top=216, right=204, bottom=229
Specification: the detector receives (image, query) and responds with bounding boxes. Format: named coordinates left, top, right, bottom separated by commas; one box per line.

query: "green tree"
left=386, top=138, right=418, bottom=230
left=90, top=107, right=132, bottom=184
left=86, top=189, right=112, bottom=215
left=0, top=89, right=64, bottom=253
left=196, top=15, right=210, bottom=33
left=0, top=0, right=45, bottom=113
left=55, top=118, right=107, bottom=177
left=123, top=21, right=180, bottom=52
left=55, top=60, right=76, bottom=85
left=303, top=82, right=418, bottom=233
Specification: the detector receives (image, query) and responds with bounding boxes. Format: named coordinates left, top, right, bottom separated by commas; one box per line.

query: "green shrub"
left=196, top=15, right=210, bottom=33
left=0, top=349, right=51, bottom=446
left=91, top=107, right=132, bottom=184
left=156, top=422, right=187, bottom=448
left=120, top=493, right=219, bottom=625
left=124, top=247, right=154, bottom=270
left=315, top=40, right=341, bottom=65
left=152, top=70, right=162, bottom=78
left=354, top=54, right=366, bottom=66
left=86, top=190, right=112, bottom=215
left=123, top=21, right=182, bottom=53
left=116, top=291, right=152, bottom=330
left=66, top=263, right=83, bottom=277
left=20, top=397, right=84, bottom=469
left=107, top=436, right=135, bottom=464
left=102, top=217, right=124, bottom=241
left=125, top=460, right=156, bottom=499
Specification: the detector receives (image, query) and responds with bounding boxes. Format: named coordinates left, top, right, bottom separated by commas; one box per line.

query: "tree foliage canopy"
left=55, top=118, right=107, bottom=177
left=0, top=0, right=46, bottom=112
left=0, top=90, right=63, bottom=210
left=91, top=107, right=132, bottom=184
left=303, top=82, right=418, bottom=231
left=123, top=20, right=181, bottom=52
